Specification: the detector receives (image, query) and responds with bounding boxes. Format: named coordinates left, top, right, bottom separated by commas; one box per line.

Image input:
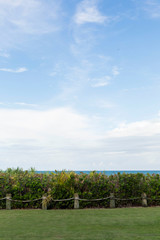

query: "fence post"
left=110, top=193, right=115, bottom=208
left=141, top=193, right=147, bottom=207
left=74, top=193, right=79, bottom=209
left=6, top=194, right=11, bottom=210
left=42, top=196, right=47, bottom=210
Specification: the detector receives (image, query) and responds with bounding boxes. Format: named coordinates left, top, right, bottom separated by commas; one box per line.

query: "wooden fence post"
left=141, top=193, right=147, bottom=207
left=110, top=193, right=115, bottom=208
left=6, top=194, right=11, bottom=210
left=42, top=196, right=47, bottom=210
left=74, top=193, right=79, bottom=209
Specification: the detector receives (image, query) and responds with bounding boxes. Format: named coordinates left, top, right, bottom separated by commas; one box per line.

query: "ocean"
left=36, top=170, right=160, bottom=175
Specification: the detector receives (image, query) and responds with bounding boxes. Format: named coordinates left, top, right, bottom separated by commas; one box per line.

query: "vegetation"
left=1, top=208, right=160, bottom=239
left=1, top=168, right=160, bottom=209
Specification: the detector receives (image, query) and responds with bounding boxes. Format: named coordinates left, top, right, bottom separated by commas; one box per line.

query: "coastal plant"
left=1, top=168, right=160, bottom=209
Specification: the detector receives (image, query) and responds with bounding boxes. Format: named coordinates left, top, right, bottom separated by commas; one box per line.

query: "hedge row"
left=1, top=169, right=160, bottom=209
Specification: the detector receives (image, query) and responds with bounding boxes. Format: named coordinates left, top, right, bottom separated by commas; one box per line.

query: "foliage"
left=1, top=169, right=160, bottom=209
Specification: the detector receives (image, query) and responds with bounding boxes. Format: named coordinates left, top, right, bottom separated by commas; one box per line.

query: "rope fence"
left=9, top=198, right=43, bottom=203
left=1, top=193, right=160, bottom=210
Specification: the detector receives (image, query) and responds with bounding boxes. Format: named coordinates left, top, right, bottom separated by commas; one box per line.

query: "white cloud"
left=0, top=102, right=37, bottom=107
left=97, top=100, right=114, bottom=109
left=91, top=76, right=111, bottom=87
left=0, top=67, right=27, bottom=73
left=112, top=66, right=120, bottom=76
left=0, top=0, right=60, bottom=48
left=1, top=107, right=160, bottom=170
left=144, top=0, right=160, bottom=18
left=0, top=107, right=101, bottom=169
left=74, top=0, right=107, bottom=25
left=0, top=0, right=59, bottom=34
left=107, top=119, right=160, bottom=138
left=14, top=102, right=38, bottom=107
left=92, top=82, right=109, bottom=87
left=0, top=49, right=10, bottom=58
left=0, top=108, right=92, bottom=141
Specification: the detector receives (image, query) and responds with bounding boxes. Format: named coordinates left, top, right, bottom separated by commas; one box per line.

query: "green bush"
left=0, top=169, right=160, bottom=209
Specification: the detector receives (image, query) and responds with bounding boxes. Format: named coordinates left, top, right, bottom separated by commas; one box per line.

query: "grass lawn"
left=0, top=207, right=160, bottom=240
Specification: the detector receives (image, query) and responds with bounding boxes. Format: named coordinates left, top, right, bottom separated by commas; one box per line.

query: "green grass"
left=0, top=207, right=160, bottom=239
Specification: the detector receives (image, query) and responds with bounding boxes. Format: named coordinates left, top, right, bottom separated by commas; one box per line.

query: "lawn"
left=0, top=207, right=160, bottom=240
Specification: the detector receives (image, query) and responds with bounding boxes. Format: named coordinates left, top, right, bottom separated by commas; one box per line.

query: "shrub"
left=0, top=169, right=160, bottom=209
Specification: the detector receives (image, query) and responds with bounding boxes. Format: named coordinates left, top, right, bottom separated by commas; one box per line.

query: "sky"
left=0, top=0, right=160, bottom=171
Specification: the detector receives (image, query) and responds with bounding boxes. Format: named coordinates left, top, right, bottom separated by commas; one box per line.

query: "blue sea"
left=36, top=170, right=160, bottom=175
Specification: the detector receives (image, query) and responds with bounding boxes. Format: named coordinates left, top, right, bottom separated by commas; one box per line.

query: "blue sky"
left=0, top=0, right=160, bottom=170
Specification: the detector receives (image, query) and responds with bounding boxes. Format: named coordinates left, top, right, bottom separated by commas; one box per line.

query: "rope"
left=52, top=197, right=74, bottom=202
left=0, top=197, right=6, bottom=201
left=147, top=197, right=160, bottom=201
left=9, top=198, right=42, bottom=203
left=79, top=197, right=110, bottom=201
left=115, top=197, right=141, bottom=201
left=2, top=196, right=160, bottom=203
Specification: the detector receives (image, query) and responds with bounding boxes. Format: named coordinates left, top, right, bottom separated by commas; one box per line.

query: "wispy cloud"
left=97, top=100, right=114, bottom=109
left=143, top=0, right=160, bottom=18
left=74, top=0, right=107, bottom=25
left=91, top=76, right=111, bottom=87
left=112, top=66, right=120, bottom=76
left=0, top=67, right=27, bottom=73
left=0, top=50, right=10, bottom=58
left=49, top=58, right=120, bottom=103
left=0, top=0, right=61, bottom=48
left=0, top=0, right=60, bottom=34
left=14, top=102, right=38, bottom=107
left=0, top=102, right=37, bottom=108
